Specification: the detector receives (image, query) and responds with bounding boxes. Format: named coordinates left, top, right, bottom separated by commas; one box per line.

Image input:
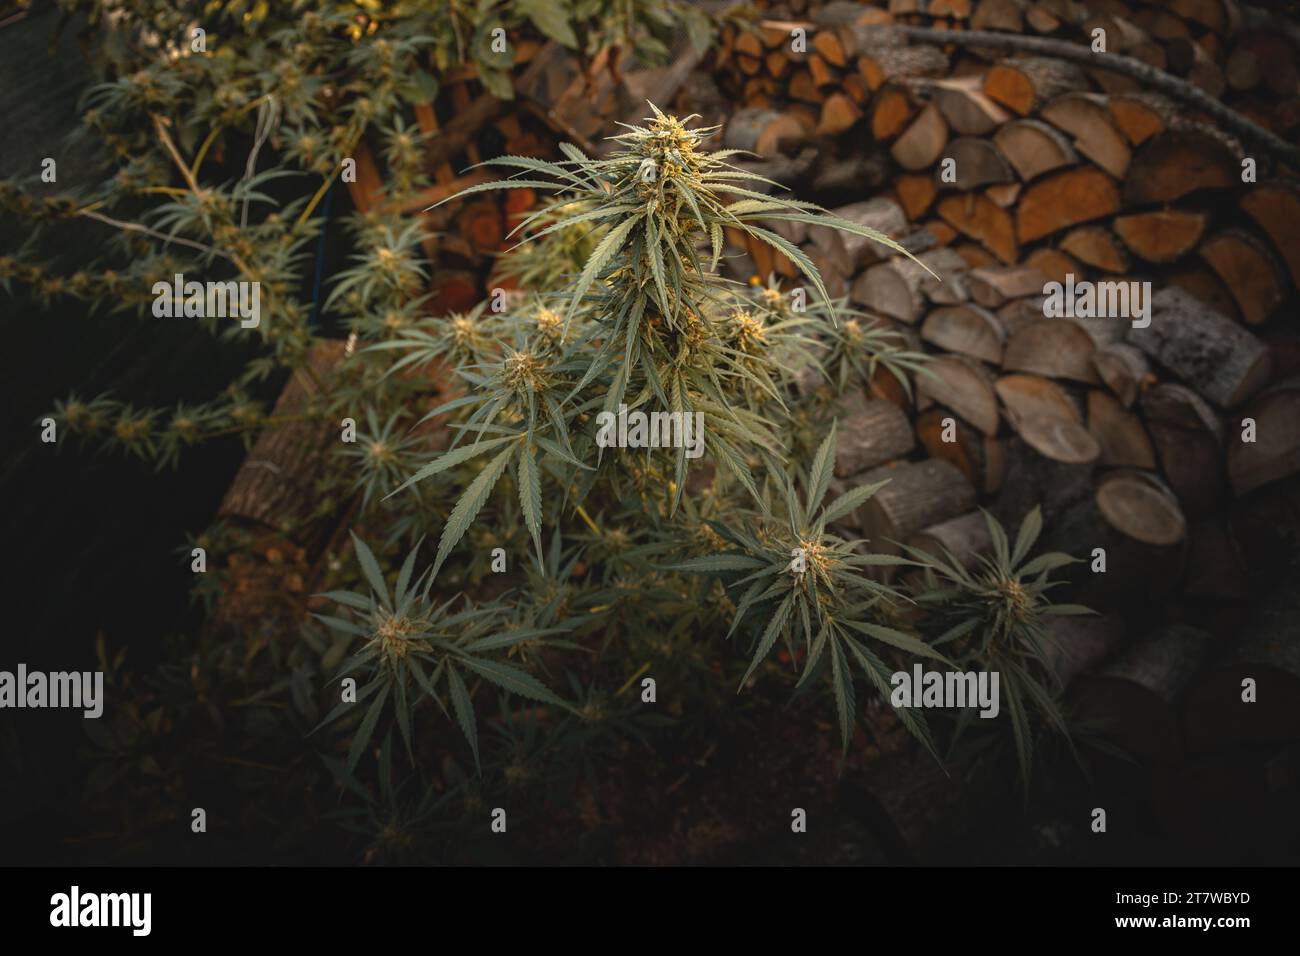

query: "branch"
left=77, top=208, right=233, bottom=261
left=895, top=27, right=1300, bottom=164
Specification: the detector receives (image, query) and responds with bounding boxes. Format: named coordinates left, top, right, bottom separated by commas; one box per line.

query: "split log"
left=935, top=193, right=1018, bottom=264
left=941, top=137, right=1015, bottom=189
left=1082, top=14, right=1155, bottom=56
left=1003, top=318, right=1100, bottom=384
left=996, top=372, right=1082, bottom=425
left=1025, top=247, right=1079, bottom=286
left=893, top=27, right=1299, bottom=164
left=915, top=355, right=1001, bottom=436
left=724, top=107, right=808, bottom=156
left=1240, top=180, right=1300, bottom=289
left=817, top=93, right=864, bottom=135
left=1198, top=229, right=1288, bottom=326
left=966, top=264, right=1046, bottom=308
left=1123, top=125, right=1242, bottom=205
left=1073, top=625, right=1215, bottom=762
left=891, top=103, right=949, bottom=171
left=813, top=28, right=851, bottom=67
left=789, top=69, right=823, bottom=104
left=834, top=390, right=916, bottom=477
left=1016, top=167, right=1120, bottom=242
left=972, top=0, right=1027, bottom=32
left=1088, top=388, right=1157, bottom=469
left=993, top=117, right=1079, bottom=180
left=916, top=407, right=1006, bottom=494
left=1141, top=383, right=1227, bottom=517
left=984, top=56, right=1088, bottom=115
left=1041, top=92, right=1132, bottom=178
left=808, top=52, right=837, bottom=88
left=871, top=86, right=919, bottom=141
left=921, top=303, right=1005, bottom=364
left=855, top=458, right=980, bottom=549
left=1092, top=342, right=1153, bottom=408
left=1107, top=91, right=1176, bottom=146
left=1113, top=209, right=1207, bottom=264
left=1228, top=385, right=1300, bottom=496
left=851, top=248, right=953, bottom=322
left=1013, top=413, right=1101, bottom=465
left=1128, top=287, right=1272, bottom=409
left=1060, top=226, right=1130, bottom=273
left=929, top=75, right=1011, bottom=134
left=886, top=173, right=930, bottom=223
left=983, top=182, right=1022, bottom=209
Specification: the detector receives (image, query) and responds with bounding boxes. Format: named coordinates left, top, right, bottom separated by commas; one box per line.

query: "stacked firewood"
left=706, top=0, right=1299, bottom=621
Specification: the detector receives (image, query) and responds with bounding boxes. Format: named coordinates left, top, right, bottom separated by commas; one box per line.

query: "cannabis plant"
left=905, top=508, right=1091, bottom=782
left=375, top=107, right=948, bottom=756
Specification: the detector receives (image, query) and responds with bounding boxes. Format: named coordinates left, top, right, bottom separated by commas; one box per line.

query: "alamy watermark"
left=890, top=665, right=1000, bottom=718
left=0, top=664, right=103, bottom=718
left=1042, top=273, right=1150, bottom=329
left=151, top=273, right=260, bottom=328
left=595, top=403, right=705, bottom=459
left=50, top=886, right=151, bottom=936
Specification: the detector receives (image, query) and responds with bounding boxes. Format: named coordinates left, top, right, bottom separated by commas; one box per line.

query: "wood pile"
left=707, top=0, right=1300, bottom=617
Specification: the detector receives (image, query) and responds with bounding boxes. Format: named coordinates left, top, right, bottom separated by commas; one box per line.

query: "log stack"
left=707, top=0, right=1299, bottom=618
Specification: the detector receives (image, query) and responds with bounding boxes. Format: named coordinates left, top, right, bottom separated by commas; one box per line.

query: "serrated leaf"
left=517, top=438, right=543, bottom=570
left=669, top=553, right=766, bottom=573
left=388, top=435, right=516, bottom=498
left=446, top=666, right=480, bottom=773
left=349, top=532, right=390, bottom=606
left=460, top=656, right=565, bottom=707
left=432, top=442, right=518, bottom=577
left=346, top=682, right=389, bottom=773
left=1012, top=506, right=1043, bottom=568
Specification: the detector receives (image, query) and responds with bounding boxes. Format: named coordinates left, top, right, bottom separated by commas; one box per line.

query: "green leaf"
left=347, top=682, right=390, bottom=773
left=460, top=656, right=565, bottom=707
left=739, top=592, right=794, bottom=688
left=432, top=442, right=518, bottom=577
left=1018, top=551, right=1077, bottom=576
left=568, top=215, right=640, bottom=318
left=518, top=0, right=578, bottom=46
left=1011, top=506, right=1043, bottom=568
left=446, top=667, right=480, bottom=773
left=843, top=620, right=951, bottom=665
left=387, top=435, right=516, bottom=497
left=517, top=438, right=544, bottom=570
left=349, top=532, right=390, bottom=606
left=821, top=479, right=889, bottom=527
left=829, top=636, right=855, bottom=755
left=807, top=420, right=837, bottom=520
left=669, top=554, right=767, bottom=573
